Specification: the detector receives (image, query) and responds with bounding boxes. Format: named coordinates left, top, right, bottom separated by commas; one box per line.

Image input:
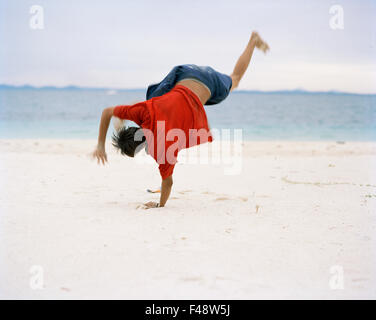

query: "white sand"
left=0, top=139, right=375, bottom=299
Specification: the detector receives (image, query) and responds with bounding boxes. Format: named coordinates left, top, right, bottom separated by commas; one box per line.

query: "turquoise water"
left=0, top=88, right=375, bottom=140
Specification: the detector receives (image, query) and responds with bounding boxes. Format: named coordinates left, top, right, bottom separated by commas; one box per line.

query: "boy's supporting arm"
left=144, top=176, right=173, bottom=209
left=159, top=176, right=173, bottom=207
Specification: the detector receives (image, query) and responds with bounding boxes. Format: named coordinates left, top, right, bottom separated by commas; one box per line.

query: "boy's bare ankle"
left=250, top=31, right=259, bottom=44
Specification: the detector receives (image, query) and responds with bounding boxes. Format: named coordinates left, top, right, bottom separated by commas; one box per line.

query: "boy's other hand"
left=92, top=145, right=108, bottom=165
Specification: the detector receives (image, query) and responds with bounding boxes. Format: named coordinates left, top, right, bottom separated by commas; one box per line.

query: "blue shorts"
left=146, top=64, right=232, bottom=105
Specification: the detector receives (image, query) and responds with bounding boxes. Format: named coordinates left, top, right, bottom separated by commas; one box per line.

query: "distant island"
left=0, top=84, right=143, bottom=92
left=0, top=84, right=374, bottom=96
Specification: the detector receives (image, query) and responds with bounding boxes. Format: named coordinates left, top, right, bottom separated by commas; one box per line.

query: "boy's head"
left=112, top=126, right=146, bottom=157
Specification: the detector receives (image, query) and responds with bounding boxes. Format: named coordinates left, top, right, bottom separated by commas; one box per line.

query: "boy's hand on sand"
left=92, top=145, right=108, bottom=165
left=143, top=201, right=160, bottom=209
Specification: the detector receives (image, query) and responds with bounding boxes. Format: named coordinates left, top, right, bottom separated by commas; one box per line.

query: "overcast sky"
left=0, top=0, right=375, bottom=93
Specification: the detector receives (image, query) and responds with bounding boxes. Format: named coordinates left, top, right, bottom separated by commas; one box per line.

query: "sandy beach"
left=0, top=139, right=375, bottom=299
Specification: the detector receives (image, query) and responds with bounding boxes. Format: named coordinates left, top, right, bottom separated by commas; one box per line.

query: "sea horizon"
left=1, top=84, right=375, bottom=96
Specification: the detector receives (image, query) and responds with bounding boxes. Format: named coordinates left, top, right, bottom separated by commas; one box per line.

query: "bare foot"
left=251, top=31, right=270, bottom=54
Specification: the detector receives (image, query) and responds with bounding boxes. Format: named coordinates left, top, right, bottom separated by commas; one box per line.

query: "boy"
left=92, top=31, right=269, bottom=208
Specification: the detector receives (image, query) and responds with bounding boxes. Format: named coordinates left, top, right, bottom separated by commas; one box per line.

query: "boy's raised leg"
left=230, top=31, right=269, bottom=90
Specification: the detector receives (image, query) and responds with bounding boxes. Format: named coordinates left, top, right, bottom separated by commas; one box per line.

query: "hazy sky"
left=0, top=0, right=375, bottom=93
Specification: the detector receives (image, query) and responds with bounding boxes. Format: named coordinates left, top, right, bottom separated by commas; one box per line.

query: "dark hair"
left=112, top=126, right=146, bottom=157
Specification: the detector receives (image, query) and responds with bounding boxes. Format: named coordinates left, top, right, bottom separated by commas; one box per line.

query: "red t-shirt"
left=113, top=85, right=213, bottom=179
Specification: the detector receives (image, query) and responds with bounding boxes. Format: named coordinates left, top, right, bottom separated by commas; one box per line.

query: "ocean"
left=0, top=88, right=375, bottom=141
